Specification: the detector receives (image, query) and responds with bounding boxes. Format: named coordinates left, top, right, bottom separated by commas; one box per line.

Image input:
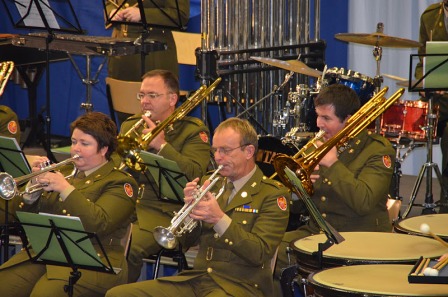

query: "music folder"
left=423, top=41, right=448, bottom=90
left=0, top=136, right=31, bottom=177
left=139, top=151, right=188, bottom=203
left=16, top=211, right=119, bottom=274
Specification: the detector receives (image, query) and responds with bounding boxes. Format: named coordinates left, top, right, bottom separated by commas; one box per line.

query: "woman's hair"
left=70, top=112, right=117, bottom=160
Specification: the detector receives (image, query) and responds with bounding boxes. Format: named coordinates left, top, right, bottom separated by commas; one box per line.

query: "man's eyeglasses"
left=211, top=144, right=250, bottom=155
left=136, top=92, right=172, bottom=100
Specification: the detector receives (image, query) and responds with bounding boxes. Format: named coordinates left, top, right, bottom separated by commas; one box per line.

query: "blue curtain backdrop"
left=0, top=0, right=348, bottom=137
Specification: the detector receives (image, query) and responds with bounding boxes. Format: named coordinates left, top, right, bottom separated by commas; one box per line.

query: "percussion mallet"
left=420, top=223, right=448, bottom=249
left=424, top=257, right=448, bottom=277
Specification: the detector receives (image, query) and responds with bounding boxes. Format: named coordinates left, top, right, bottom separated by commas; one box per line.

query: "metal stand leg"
left=402, top=95, right=448, bottom=218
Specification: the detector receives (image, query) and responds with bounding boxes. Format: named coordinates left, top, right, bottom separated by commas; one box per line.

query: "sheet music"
left=16, top=0, right=60, bottom=29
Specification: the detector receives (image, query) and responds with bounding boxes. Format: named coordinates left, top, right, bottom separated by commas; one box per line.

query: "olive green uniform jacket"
left=0, top=160, right=138, bottom=295
left=106, top=0, right=190, bottom=81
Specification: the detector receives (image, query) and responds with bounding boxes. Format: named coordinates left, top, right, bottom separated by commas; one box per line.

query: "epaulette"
left=121, top=113, right=143, bottom=124
left=261, top=176, right=285, bottom=189
left=113, top=166, right=134, bottom=178
left=182, top=116, right=205, bottom=127
left=423, top=3, right=442, bottom=15
left=367, top=131, right=392, bottom=147
left=0, top=105, right=13, bottom=114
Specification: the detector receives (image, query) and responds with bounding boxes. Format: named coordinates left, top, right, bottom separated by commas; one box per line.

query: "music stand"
left=402, top=49, right=448, bottom=217
left=139, top=151, right=188, bottom=203
left=279, top=167, right=344, bottom=297
left=16, top=211, right=117, bottom=297
left=103, top=0, right=182, bottom=76
left=0, top=136, right=31, bottom=263
left=1, top=0, right=82, bottom=162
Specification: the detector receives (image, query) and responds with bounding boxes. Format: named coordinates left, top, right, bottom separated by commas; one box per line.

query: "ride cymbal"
left=251, top=56, right=322, bottom=78
left=335, top=32, right=421, bottom=48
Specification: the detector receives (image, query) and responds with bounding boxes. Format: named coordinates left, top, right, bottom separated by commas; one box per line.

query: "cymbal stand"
left=372, top=22, right=384, bottom=134
left=402, top=94, right=448, bottom=218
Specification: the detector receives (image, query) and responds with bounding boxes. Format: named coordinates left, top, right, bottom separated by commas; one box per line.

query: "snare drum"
left=394, top=214, right=448, bottom=241
left=292, top=232, right=447, bottom=278
left=308, top=264, right=448, bottom=296
left=324, top=67, right=375, bottom=105
left=381, top=100, right=436, bottom=141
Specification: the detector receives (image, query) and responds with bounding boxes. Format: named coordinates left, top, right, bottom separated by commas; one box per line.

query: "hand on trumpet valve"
left=35, top=171, right=70, bottom=193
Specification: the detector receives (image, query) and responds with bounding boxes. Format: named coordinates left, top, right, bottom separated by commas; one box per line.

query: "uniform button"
left=214, top=233, right=219, bottom=239
left=224, top=239, right=229, bottom=243
left=254, top=284, right=259, bottom=288
left=67, top=214, right=71, bottom=216
left=136, top=200, right=140, bottom=204
left=324, top=178, right=328, bottom=183
left=62, top=209, right=67, bottom=214
left=327, top=181, right=332, bottom=186
left=242, top=220, right=247, bottom=225
left=207, top=268, right=213, bottom=273
left=229, top=241, right=233, bottom=245
left=322, top=213, right=327, bottom=218
left=321, top=196, right=326, bottom=202
left=59, top=197, right=63, bottom=202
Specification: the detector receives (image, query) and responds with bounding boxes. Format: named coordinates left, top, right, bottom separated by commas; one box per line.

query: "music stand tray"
left=139, top=151, right=188, bottom=203
left=16, top=211, right=118, bottom=296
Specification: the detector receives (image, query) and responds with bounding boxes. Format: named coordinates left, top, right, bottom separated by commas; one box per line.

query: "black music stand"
left=16, top=211, right=117, bottom=297
left=0, top=136, right=31, bottom=263
left=402, top=51, right=448, bottom=217
left=138, top=151, right=188, bottom=203
left=279, top=167, right=344, bottom=297
left=103, top=0, right=182, bottom=76
left=1, top=0, right=82, bottom=162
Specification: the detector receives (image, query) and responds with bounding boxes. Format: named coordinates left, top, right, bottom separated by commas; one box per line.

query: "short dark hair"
left=141, top=69, right=180, bottom=98
left=314, top=84, right=361, bottom=121
left=70, top=112, right=117, bottom=160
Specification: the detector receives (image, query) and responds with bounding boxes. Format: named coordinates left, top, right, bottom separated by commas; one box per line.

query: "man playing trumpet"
left=107, top=118, right=290, bottom=297
left=0, top=112, right=138, bottom=296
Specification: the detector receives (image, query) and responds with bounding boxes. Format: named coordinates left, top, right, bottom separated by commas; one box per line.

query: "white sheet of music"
left=16, top=0, right=60, bottom=29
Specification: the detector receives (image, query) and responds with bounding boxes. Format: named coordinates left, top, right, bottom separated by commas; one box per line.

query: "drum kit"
left=265, top=28, right=448, bottom=297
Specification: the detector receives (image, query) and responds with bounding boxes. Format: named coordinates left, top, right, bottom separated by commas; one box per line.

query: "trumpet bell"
left=153, top=226, right=177, bottom=249
left=273, top=154, right=314, bottom=196
left=117, top=135, right=146, bottom=171
left=0, top=172, right=16, bottom=200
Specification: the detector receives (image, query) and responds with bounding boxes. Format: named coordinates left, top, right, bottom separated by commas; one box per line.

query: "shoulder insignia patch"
left=199, top=131, right=209, bottom=143
left=382, top=155, right=392, bottom=169
left=277, top=196, right=288, bottom=211
left=7, top=121, right=18, bottom=134
left=124, top=183, right=134, bottom=197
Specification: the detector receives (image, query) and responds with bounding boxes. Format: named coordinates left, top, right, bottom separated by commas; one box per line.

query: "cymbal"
left=382, top=73, right=407, bottom=82
left=382, top=73, right=422, bottom=87
left=335, top=32, right=421, bottom=48
left=251, top=56, right=323, bottom=78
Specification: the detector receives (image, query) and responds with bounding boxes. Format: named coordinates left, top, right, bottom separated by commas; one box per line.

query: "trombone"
left=0, top=155, right=80, bottom=200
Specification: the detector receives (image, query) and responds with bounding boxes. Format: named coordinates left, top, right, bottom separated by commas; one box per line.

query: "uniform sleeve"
left=319, top=142, right=394, bottom=216
left=62, top=172, right=138, bottom=237
left=160, top=124, right=211, bottom=180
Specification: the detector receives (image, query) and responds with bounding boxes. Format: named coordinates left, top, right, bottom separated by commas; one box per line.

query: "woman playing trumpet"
left=0, top=112, right=138, bottom=297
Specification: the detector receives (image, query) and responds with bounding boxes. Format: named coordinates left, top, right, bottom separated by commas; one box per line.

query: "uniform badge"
left=382, top=155, right=392, bottom=169
left=124, top=183, right=134, bottom=197
left=277, top=196, right=287, bottom=211
left=199, top=131, right=209, bottom=143
left=7, top=120, right=17, bottom=134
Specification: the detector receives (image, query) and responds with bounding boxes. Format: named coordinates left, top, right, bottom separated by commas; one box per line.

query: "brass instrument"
left=0, top=61, right=14, bottom=96
left=0, top=155, right=80, bottom=200
left=153, top=165, right=224, bottom=249
left=117, top=77, right=222, bottom=172
left=273, top=87, right=405, bottom=196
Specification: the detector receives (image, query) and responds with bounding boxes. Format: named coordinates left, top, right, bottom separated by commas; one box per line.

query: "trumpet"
left=153, top=165, right=223, bottom=249
left=0, top=155, right=80, bottom=200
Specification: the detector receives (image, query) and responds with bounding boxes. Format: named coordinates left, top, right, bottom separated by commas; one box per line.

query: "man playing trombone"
left=107, top=118, right=290, bottom=297
left=0, top=112, right=138, bottom=296
left=118, top=69, right=211, bottom=282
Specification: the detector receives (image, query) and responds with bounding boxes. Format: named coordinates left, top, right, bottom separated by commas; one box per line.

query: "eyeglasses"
left=136, top=92, right=172, bottom=100
left=211, top=144, right=250, bottom=156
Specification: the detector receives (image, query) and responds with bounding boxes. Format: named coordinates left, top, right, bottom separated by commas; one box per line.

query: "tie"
left=221, top=181, right=234, bottom=206
left=72, top=170, right=85, bottom=183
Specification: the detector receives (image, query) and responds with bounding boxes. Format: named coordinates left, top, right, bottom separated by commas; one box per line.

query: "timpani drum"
left=394, top=214, right=448, bottom=241
left=308, top=264, right=448, bottom=296
left=292, top=232, right=447, bottom=278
